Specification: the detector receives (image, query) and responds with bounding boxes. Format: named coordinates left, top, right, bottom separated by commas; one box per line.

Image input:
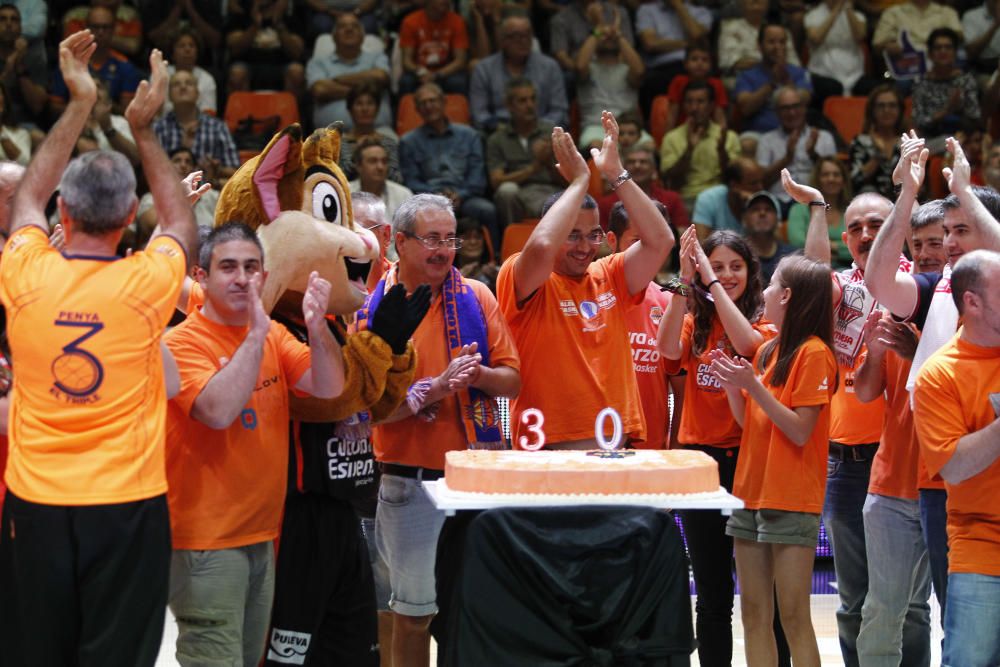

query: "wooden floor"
left=156, top=594, right=944, bottom=665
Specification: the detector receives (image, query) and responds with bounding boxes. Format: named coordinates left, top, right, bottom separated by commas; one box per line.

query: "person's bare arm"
left=333, top=68, right=390, bottom=89
left=657, top=228, right=695, bottom=360
left=310, top=78, right=352, bottom=104
left=11, top=31, right=97, bottom=237
left=737, top=82, right=774, bottom=120
left=161, top=340, right=180, bottom=399
left=619, top=33, right=645, bottom=87
left=292, top=272, right=345, bottom=398
left=574, top=34, right=599, bottom=81
left=940, top=418, right=1000, bottom=484
left=944, top=135, right=1000, bottom=251
left=781, top=168, right=831, bottom=265
left=668, top=0, right=708, bottom=40
left=433, top=48, right=468, bottom=79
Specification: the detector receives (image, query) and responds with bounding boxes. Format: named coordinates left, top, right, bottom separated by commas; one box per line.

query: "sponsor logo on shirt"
left=560, top=299, right=579, bottom=316
left=267, top=628, right=311, bottom=664
left=818, top=377, right=829, bottom=391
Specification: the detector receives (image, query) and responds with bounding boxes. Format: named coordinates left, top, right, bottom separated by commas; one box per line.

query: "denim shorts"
left=374, top=474, right=446, bottom=617
left=726, top=508, right=821, bottom=547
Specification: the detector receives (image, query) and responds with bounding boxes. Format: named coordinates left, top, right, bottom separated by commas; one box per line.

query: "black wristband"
left=706, top=279, right=721, bottom=290
left=809, top=200, right=831, bottom=210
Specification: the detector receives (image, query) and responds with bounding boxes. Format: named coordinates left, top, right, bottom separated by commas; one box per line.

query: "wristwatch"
left=610, top=169, right=632, bottom=191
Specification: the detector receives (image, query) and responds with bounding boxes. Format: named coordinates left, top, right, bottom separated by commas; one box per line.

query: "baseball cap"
left=744, top=190, right=780, bottom=214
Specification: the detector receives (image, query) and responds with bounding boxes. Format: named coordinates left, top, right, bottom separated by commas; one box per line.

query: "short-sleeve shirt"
left=306, top=50, right=393, bottom=130
left=755, top=126, right=837, bottom=203
left=734, top=64, right=813, bottom=133
left=660, top=121, right=742, bottom=200
left=666, top=75, right=729, bottom=119
left=868, top=349, right=920, bottom=500
left=734, top=337, right=837, bottom=513
left=50, top=50, right=140, bottom=107
left=692, top=184, right=741, bottom=233
left=165, top=310, right=312, bottom=550
left=0, top=228, right=186, bottom=505
left=627, top=284, right=671, bottom=449
left=873, top=2, right=962, bottom=52
left=635, top=2, right=714, bottom=68
left=369, top=279, right=520, bottom=470
left=913, top=333, right=1000, bottom=575
left=497, top=252, right=645, bottom=445
left=398, top=9, right=469, bottom=70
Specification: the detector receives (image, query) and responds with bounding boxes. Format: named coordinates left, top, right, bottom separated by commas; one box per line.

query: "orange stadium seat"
left=822, top=96, right=866, bottom=145
left=501, top=219, right=539, bottom=260
left=224, top=91, right=300, bottom=133
left=649, top=95, right=669, bottom=147
left=396, top=93, right=470, bottom=136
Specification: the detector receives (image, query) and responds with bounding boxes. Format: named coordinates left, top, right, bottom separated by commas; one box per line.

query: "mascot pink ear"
left=253, top=134, right=292, bottom=222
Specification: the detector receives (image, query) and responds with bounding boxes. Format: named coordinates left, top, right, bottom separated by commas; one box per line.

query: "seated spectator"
left=575, top=14, right=644, bottom=150
left=143, top=0, right=222, bottom=61
left=305, top=0, right=379, bottom=38
left=225, top=0, right=305, bottom=96
left=486, top=77, right=563, bottom=228
left=470, top=14, right=567, bottom=132
left=0, top=4, right=45, bottom=127
left=691, top=156, right=764, bottom=240
left=804, top=0, right=871, bottom=101
left=718, top=0, right=800, bottom=83
left=454, top=216, right=499, bottom=292
left=635, top=0, right=712, bottom=117
left=740, top=190, right=795, bottom=282
left=550, top=0, right=634, bottom=85
left=50, top=6, right=140, bottom=118
left=963, top=1, right=1000, bottom=80
left=8, top=0, right=43, bottom=43
left=398, top=0, right=470, bottom=95
left=75, top=80, right=138, bottom=166
left=467, top=0, right=503, bottom=68
left=0, top=83, right=27, bottom=165
left=913, top=27, right=981, bottom=152
left=348, top=138, right=413, bottom=220
left=872, top=0, right=962, bottom=67
left=662, top=41, right=727, bottom=134
left=786, top=156, right=853, bottom=267
left=136, top=147, right=218, bottom=245
left=617, top=111, right=656, bottom=152
left=400, top=82, right=499, bottom=253
left=660, top=80, right=741, bottom=205
left=153, top=70, right=240, bottom=183
left=63, top=0, right=143, bottom=60
left=307, top=13, right=391, bottom=130
left=338, top=83, right=401, bottom=182
left=599, top=144, right=688, bottom=234
left=164, top=26, right=216, bottom=116
left=755, top=86, right=835, bottom=211
left=849, top=83, right=904, bottom=200
left=734, top=23, right=813, bottom=134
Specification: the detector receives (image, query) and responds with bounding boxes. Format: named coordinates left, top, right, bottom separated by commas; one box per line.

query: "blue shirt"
left=400, top=122, right=487, bottom=199
left=733, top=64, right=813, bottom=133
left=692, top=185, right=741, bottom=233
left=469, top=52, right=567, bottom=131
left=51, top=50, right=140, bottom=106
left=306, top=50, right=392, bottom=130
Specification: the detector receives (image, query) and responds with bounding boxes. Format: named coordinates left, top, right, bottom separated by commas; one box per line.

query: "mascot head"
left=214, top=123, right=380, bottom=316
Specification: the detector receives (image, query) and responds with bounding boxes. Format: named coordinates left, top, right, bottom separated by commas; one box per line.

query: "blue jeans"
left=919, top=488, right=949, bottom=616
left=857, top=494, right=932, bottom=667
left=823, top=454, right=872, bottom=667
left=942, top=573, right=1000, bottom=667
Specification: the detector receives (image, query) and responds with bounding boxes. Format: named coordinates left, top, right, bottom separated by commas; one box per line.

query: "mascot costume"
left=211, top=123, right=429, bottom=666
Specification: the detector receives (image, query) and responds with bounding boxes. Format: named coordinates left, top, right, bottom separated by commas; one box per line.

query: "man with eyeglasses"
left=358, top=192, right=520, bottom=667
left=497, top=111, right=674, bottom=449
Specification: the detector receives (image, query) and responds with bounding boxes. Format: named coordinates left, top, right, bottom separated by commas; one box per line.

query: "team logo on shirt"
left=50, top=312, right=105, bottom=402
left=649, top=306, right=663, bottom=325
left=836, top=284, right=867, bottom=326
left=267, top=628, right=311, bottom=664
left=579, top=300, right=599, bottom=320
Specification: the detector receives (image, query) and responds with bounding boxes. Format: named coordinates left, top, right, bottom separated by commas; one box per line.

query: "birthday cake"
left=444, top=449, right=719, bottom=495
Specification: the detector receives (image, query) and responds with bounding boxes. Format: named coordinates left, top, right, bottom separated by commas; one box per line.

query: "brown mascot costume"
left=212, top=123, right=430, bottom=666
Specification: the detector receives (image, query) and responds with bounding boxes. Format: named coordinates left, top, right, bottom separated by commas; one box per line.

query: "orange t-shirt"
left=831, top=348, right=885, bottom=444
left=0, top=228, right=185, bottom=505
left=627, top=284, right=671, bottom=450
left=399, top=10, right=469, bottom=70
left=498, top=252, right=644, bottom=446
left=913, top=333, right=1000, bottom=576
left=662, top=314, right=777, bottom=448
left=165, top=310, right=312, bottom=550
left=370, top=279, right=519, bottom=470
left=867, top=351, right=920, bottom=500
left=734, top=337, right=837, bottom=513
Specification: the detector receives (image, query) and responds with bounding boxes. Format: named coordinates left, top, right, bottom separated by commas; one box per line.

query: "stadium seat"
left=501, top=219, right=539, bottom=260
left=396, top=93, right=471, bottom=136
left=822, top=96, right=866, bottom=145
left=649, top=95, right=669, bottom=147
left=224, top=91, right=300, bottom=133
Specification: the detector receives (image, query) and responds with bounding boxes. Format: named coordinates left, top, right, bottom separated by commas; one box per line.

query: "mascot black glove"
left=369, top=283, right=432, bottom=355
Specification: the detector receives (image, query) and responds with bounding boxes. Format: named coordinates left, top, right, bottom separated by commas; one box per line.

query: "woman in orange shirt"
left=710, top=255, right=837, bottom=667
left=657, top=224, right=771, bottom=666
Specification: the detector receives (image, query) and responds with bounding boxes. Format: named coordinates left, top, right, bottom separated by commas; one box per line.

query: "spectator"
left=454, top=216, right=499, bottom=291
left=734, top=24, right=813, bottom=134
left=349, top=137, right=414, bottom=221
left=398, top=0, right=470, bottom=95
left=137, top=147, right=218, bottom=241
left=617, top=110, right=656, bottom=152
left=741, top=190, right=795, bottom=282
left=872, top=0, right=962, bottom=63
left=0, top=83, right=29, bottom=165
left=225, top=0, right=306, bottom=96
left=636, top=0, right=713, bottom=117
left=7, top=0, right=42, bottom=43
left=717, top=0, right=801, bottom=82
left=75, top=79, right=139, bottom=166
left=912, top=27, right=981, bottom=152
left=599, top=143, right=689, bottom=235
left=0, top=3, right=45, bottom=127
left=339, top=83, right=401, bottom=182
left=486, top=78, right=563, bottom=228
left=660, top=79, right=741, bottom=205
left=804, top=0, right=871, bottom=101
left=962, top=1, right=1000, bottom=79
left=307, top=13, right=391, bottom=130
left=755, top=86, right=836, bottom=210
left=400, top=82, right=498, bottom=255
left=849, top=84, right=905, bottom=200
left=662, top=42, right=728, bottom=135
left=692, top=157, right=765, bottom=240
left=574, top=11, right=644, bottom=150
left=467, top=0, right=503, bottom=68
left=469, top=15, right=567, bottom=132
left=153, top=70, right=240, bottom=183
left=550, top=0, right=634, bottom=85
left=305, top=0, right=379, bottom=38
left=163, top=26, right=217, bottom=116
left=63, top=0, right=143, bottom=60
left=143, top=0, right=222, bottom=61
left=50, top=6, right=141, bottom=117
left=786, top=157, right=853, bottom=267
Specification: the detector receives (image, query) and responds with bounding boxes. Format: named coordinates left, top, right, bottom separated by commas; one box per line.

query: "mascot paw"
left=370, top=283, right=432, bottom=355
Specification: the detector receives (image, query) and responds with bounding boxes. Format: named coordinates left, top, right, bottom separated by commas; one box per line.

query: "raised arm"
left=10, top=31, right=96, bottom=236
left=944, top=135, right=1000, bottom=251
left=293, top=272, right=345, bottom=399
left=126, top=49, right=198, bottom=265
left=657, top=227, right=697, bottom=360
left=782, top=168, right=831, bottom=265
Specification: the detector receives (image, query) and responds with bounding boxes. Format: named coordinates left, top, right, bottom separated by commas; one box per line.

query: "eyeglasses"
left=403, top=232, right=463, bottom=250
left=567, top=230, right=606, bottom=245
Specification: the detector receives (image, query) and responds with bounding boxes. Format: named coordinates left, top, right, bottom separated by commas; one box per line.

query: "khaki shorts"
left=725, top=508, right=820, bottom=547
